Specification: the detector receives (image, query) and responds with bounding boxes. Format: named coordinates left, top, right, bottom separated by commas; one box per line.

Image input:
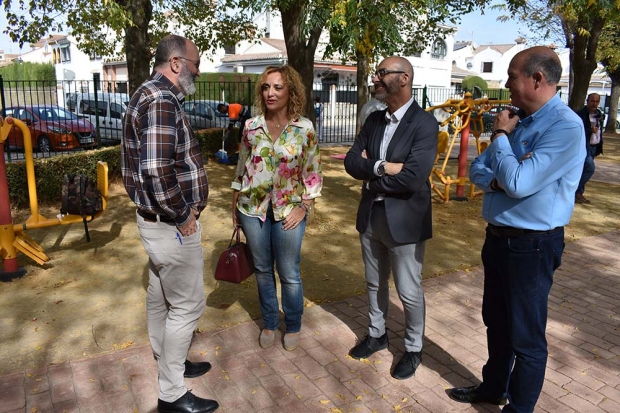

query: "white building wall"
left=18, top=45, right=54, bottom=64
left=410, top=35, right=455, bottom=88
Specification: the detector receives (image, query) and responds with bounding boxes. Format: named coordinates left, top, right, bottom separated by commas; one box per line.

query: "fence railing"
left=5, top=73, right=559, bottom=162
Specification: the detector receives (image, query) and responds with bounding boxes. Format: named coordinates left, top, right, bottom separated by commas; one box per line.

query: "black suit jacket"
left=344, top=100, right=438, bottom=244
left=576, top=106, right=604, bottom=156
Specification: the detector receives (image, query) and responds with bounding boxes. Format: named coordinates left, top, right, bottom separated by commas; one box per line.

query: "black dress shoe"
left=391, top=351, right=422, bottom=380
left=448, top=385, right=507, bottom=405
left=158, top=390, right=219, bottom=413
left=349, top=333, right=388, bottom=359
left=184, top=360, right=212, bottom=378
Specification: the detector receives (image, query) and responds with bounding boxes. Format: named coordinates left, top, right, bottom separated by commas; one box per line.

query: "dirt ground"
left=1, top=138, right=619, bottom=376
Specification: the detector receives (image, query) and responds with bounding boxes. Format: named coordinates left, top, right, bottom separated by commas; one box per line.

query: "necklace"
left=275, top=122, right=280, bottom=128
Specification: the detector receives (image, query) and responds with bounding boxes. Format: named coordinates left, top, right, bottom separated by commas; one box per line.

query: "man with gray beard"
left=122, top=35, right=218, bottom=413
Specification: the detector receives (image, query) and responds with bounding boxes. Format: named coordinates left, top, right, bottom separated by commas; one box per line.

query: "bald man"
left=122, top=35, right=218, bottom=413
left=449, top=46, right=585, bottom=412
left=344, top=56, right=438, bottom=380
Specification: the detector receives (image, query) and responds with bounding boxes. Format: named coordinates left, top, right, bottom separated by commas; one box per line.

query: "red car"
left=3, top=105, right=97, bottom=153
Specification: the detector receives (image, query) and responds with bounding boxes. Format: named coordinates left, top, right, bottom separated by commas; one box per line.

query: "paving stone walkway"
left=1, top=230, right=619, bottom=413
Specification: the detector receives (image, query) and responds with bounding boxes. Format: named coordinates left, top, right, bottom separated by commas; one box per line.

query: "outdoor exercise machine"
left=426, top=92, right=511, bottom=203
left=0, top=116, right=109, bottom=280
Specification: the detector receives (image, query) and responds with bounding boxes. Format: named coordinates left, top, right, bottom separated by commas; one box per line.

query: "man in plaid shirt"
left=122, top=34, right=217, bottom=413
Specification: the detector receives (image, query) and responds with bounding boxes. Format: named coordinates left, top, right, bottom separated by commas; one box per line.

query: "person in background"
left=121, top=35, right=218, bottom=413
left=218, top=102, right=251, bottom=140
left=574, top=92, right=604, bottom=204
left=449, top=46, right=586, bottom=413
left=358, top=85, right=387, bottom=129
left=314, top=96, right=324, bottom=142
left=344, top=56, right=438, bottom=380
left=231, top=65, right=323, bottom=352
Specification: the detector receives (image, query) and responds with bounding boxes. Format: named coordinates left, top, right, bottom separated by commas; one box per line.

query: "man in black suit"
left=344, top=56, right=438, bottom=380
left=574, top=92, right=604, bottom=204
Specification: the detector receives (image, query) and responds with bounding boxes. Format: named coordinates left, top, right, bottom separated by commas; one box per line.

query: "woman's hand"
left=282, top=206, right=306, bottom=231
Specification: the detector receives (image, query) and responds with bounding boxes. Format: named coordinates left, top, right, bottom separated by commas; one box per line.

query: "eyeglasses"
left=374, top=68, right=406, bottom=79
left=172, top=56, right=200, bottom=71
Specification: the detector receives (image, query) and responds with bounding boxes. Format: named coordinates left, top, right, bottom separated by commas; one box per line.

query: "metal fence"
left=4, top=73, right=553, bottom=162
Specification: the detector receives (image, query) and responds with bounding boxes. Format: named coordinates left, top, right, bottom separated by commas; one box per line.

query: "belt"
left=487, top=224, right=562, bottom=238
left=137, top=209, right=175, bottom=223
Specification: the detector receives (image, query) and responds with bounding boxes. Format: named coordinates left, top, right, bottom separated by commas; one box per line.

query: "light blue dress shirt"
left=470, top=94, right=586, bottom=230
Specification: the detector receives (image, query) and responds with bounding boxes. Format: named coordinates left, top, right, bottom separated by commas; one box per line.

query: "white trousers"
left=137, top=213, right=206, bottom=402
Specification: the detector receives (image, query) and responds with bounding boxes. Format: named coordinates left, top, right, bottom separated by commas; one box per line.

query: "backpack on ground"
left=60, top=174, right=103, bottom=242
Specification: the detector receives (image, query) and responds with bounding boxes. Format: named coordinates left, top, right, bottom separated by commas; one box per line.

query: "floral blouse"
left=231, top=115, right=323, bottom=221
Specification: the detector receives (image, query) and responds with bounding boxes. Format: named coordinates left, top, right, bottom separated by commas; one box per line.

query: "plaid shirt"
left=121, top=72, right=208, bottom=226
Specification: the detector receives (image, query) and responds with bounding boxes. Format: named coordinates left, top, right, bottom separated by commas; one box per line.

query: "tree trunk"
left=605, top=69, right=620, bottom=134
left=117, top=0, right=152, bottom=96
left=356, top=51, right=369, bottom=133
left=278, top=2, right=322, bottom=121
left=567, top=15, right=605, bottom=111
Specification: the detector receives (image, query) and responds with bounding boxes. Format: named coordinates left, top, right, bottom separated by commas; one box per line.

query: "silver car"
left=183, top=100, right=229, bottom=130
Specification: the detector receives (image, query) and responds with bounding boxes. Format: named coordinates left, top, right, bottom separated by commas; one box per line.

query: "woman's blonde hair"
left=254, top=65, right=306, bottom=120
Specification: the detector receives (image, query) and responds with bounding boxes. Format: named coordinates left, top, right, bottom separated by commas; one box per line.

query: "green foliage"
left=462, top=76, right=488, bottom=92
left=599, top=19, right=620, bottom=73
left=4, top=131, right=236, bottom=209
left=324, top=0, right=487, bottom=66
left=0, top=62, right=56, bottom=82
left=196, top=127, right=239, bottom=156
left=509, top=0, right=620, bottom=109
left=6, top=146, right=122, bottom=209
left=2, top=0, right=259, bottom=94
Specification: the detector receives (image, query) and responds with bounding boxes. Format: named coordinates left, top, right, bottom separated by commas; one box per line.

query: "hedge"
left=5, top=129, right=238, bottom=209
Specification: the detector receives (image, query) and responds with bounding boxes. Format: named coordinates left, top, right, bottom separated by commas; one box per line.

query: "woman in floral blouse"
left=231, top=65, right=323, bottom=351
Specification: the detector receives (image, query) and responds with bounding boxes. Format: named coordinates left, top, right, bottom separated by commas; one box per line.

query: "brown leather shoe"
left=575, top=193, right=591, bottom=204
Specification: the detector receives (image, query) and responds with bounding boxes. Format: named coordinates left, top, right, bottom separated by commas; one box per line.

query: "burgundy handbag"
left=214, top=226, right=255, bottom=283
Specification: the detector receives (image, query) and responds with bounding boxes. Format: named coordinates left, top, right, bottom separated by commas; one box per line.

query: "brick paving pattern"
left=1, top=230, right=619, bottom=412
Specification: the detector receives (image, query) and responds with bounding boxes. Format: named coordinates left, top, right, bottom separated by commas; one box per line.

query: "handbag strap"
left=228, top=226, right=242, bottom=248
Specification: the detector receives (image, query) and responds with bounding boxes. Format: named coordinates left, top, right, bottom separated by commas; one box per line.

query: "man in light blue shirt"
left=448, top=46, right=586, bottom=413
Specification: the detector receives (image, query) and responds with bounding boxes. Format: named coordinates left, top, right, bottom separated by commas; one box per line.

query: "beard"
left=178, top=64, right=197, bottom=96
left=374, top=78, right=399, bottom=102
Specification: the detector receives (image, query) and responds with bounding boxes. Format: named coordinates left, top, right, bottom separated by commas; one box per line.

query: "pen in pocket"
left=176, top=233, right=183, bottom=245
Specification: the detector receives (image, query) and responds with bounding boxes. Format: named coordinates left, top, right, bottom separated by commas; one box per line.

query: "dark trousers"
left=478, top=226, right=564, bottom=413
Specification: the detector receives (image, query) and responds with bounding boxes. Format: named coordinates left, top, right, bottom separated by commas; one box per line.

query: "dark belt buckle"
left=138, top=209, right=174, bottom=223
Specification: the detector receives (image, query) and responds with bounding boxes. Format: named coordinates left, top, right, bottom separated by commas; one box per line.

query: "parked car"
left=183, top=100, right=229, bottom=130
left=74, top=92, right=130, bottom=143
left=3, top=105, right=97, bottom=153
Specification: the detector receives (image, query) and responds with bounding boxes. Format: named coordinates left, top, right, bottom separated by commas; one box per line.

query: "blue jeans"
left=237, top=206, right=306, bottom=332
left=478, top=226, right=564, bottom=413
left=576, top=145, right=596, bottom=194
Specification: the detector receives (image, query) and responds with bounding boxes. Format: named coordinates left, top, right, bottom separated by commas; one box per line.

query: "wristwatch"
left=377, top=161, right=387, bottom=176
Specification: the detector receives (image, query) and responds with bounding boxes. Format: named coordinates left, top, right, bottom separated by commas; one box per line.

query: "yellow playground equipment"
left=425, top=92, right=511, bottom=203
left=0, top=116, right=109, bottom=278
